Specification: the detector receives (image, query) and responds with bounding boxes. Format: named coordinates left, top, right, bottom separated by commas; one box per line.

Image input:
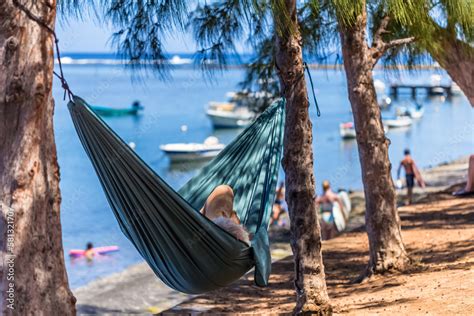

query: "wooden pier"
left=390, top=83, right=454, bottom=98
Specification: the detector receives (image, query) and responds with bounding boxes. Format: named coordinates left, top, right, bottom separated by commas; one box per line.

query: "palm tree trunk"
left=0, top=1, right=76, bottom=314
left=429, top=30, right=474, bottom=106
left=338, top=7, right=409, bottom=279
left=273, top=0, right=331, bottom=314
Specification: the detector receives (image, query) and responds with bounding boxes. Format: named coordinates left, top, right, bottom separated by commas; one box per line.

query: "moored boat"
left=91, top=101, right=143, bottom=117
left=206, top=103, right=256, bottom=128
left=383, top=116, right=413, bottom=128
left=206, top=91, right=274, bottom=128
left=395, top=105, right=424, bottom=119
left=160, top=136, right=225, bottom=163
left=339, top=122, right=356, bottom=139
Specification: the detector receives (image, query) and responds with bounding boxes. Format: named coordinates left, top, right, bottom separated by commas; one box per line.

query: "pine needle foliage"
left=58, top=1, right=472, bottom=99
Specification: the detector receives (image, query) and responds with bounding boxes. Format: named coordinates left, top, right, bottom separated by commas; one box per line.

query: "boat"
left=160, top=136, right=225, bottom=163
left=339, top=122, right=356, bottom=139
left=206, top=91, right=275, bottom=128
left=69, top=245, right=119, bottom=257
left=383, top=116, right=413, bottom=128
left=395, top=105, right=424, bottom=119
left=451, top=82, right=463, bottom=95
left=430, top=74, right=445, bottom=95
left=374, top=79, right=386, bottom=93
left=91, top=101, right=143, bottom=117
left=206, top=102, right=256, bottom=128
left=378, top=96, right=392, bottom=109
left=340, top=121, right=388, bottom=139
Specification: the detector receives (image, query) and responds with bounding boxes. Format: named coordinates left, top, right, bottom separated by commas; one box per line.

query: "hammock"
left=68, top=96, right=285, bottom=294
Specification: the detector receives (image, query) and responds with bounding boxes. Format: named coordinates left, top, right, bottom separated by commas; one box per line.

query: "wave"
left=56, top=55, right=194, bottom=66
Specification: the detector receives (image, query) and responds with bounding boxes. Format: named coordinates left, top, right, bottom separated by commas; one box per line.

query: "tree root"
left=293, top=302, right=333, bottom=315
left=351, top=255, right=413, bottom=284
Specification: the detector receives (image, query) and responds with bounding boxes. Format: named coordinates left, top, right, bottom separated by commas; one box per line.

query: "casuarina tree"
left=390, top=0, right=473, bottom=105
left=1, top=0, right=75, bottom=314
left=57, top=0, right=332, bottom=313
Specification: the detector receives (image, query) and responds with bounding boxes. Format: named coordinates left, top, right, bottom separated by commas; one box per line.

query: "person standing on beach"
left=315, top=180, right=346, bottom=240
left=397, top=149, right=425, bottom=205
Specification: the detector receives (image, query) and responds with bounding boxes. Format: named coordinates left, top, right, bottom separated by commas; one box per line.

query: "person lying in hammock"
left=200, top=185, right=251, bottom=246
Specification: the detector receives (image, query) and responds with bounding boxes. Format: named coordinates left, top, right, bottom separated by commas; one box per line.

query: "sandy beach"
left=73, top=156, right=471, bottom=314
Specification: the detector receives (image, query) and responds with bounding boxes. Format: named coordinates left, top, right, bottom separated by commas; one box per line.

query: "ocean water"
left=52, top=58, right=473, bottom=289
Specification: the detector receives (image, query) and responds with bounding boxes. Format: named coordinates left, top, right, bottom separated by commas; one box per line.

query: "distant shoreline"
left=56, top=52, right=441, bottom=70
left=56, top=59, right=443, bottom=71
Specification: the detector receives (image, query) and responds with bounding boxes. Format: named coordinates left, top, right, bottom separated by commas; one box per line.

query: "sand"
left=73, top=156, right=471, bottom=315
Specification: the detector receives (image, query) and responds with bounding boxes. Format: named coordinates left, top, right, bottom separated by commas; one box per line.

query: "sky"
left=56, top=18, right=195, bottom=53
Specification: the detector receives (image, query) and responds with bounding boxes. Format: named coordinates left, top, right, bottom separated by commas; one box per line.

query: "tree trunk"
left=429, top=30, right=474, bottom=106
left=274, top=1, right=331, bottom=314
left=0, top=1, right=76, bottom=314
left=337, top=6, right=409, bottom=279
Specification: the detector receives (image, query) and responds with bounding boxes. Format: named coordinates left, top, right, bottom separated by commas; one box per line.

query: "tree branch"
left=370, top=36, right=415, bottom=68
left=384, top=36, right=416, bottom=50
left=372, top=15, right=390, bottom=50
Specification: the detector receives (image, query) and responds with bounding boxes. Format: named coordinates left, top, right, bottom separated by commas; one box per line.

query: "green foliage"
left=331, top=0, right=364, bottom=27
left=190, top=1, right=270, bottom=70
left=58, top=0, right=471, bottom=97
left=59, top=0, right=188, bottom=76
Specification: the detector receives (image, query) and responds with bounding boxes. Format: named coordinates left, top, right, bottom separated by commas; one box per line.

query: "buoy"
left=128, top=142, right=136, bottom=150
left=180, top=125, right=188, bottom=132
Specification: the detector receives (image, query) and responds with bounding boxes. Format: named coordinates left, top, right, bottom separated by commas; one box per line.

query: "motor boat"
left=339, top=122, right=356, bottom=139
left=430, top=74, right=445, bottom=95
left=378, top=96, right=392, bottom=109
left=206, top=91, right=275, bottom=128
left=340, top=121, right=388, bottom=139
left=160, top=136, right=225, bottom=163
left=383, top=116, right=413, bottom=128
left=206, top=102, right=256, bottom=128
left=395, top=105, right=424, bottom=119
left=91, top=101, right=143, bottom=117
left=451, top=82, right=462, bottom=95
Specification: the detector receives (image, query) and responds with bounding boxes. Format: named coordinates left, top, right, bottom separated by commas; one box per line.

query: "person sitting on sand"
left=397, top=149, right=425, bottom=205
left=315, top=180, right=345, bottom=240
left=453, top=154, right=474, bottom=196
left=84, top=242, right=95, bottom=261
left=200, top=185, right=250, bottom=245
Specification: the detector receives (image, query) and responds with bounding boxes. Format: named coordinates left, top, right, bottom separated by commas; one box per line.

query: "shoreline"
left=72, top=155, right=470, bottom=314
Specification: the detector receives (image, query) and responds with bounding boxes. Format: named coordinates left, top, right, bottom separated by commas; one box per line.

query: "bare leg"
left=453, top=155, right=474, bottom=196
left=201, top=185, right=240, bottom=224
left=466, top=155, right=474, bottom=192
left=407, top=187, right=413, bottom=205
left=270, top=204, right=282, bottom=225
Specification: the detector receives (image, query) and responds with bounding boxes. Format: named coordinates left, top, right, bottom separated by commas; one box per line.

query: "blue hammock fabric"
left=68, top=96, right=285, bottom=294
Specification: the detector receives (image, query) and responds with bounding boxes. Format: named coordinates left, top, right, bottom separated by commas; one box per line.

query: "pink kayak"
left=69, top=245, right=119, bottom=257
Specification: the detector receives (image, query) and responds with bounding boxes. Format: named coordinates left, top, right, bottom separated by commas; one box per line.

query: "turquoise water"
left=53, top=63, right=473, bottom=288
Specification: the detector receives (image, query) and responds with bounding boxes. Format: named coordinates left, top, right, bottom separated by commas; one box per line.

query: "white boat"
left=340, top=121, right=387, bottom=139
left=383, top=116, right=413, bottom=128
left=395, top=105, right=424, bottom=119
left=379, top=96, right=392, bottom=109
left=160, top=136, right=225, bottom=163
left=206, top=91, right=274, bottom=128
left=339, top=122, right=356, bottom=139
left=206, top=102, right=256, bottom=128
left=451, top=82, right=463, bottom=95
left=374, top=79, right=386, bottom=93
left=430, top=74, right=445, bottom=95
